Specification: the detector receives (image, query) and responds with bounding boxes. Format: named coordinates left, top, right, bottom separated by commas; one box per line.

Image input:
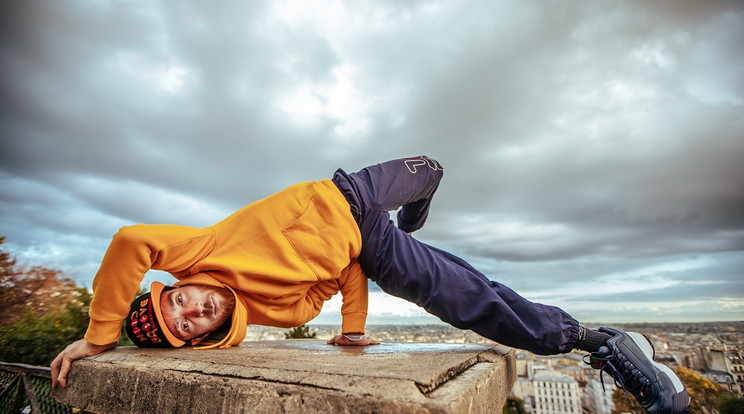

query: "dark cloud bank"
left=1, top=0, right=742, bottom=322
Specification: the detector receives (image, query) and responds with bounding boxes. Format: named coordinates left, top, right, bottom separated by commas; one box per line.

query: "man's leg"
left=334, top=156, right=578, bottom=354
left=332, top=155, right=443, bottom=233
left=359, top=210, right=579, bottom=355
left=358, top=212, right=689, bottom=413
left=335, top=156, right=689, bottom=412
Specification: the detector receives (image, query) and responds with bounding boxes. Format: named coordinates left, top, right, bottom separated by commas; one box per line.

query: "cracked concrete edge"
left=424, top=347, right=517, bottom=414
left=415, top=345, right=512, bottom=395
left=52, top=345, right=516, bottom=414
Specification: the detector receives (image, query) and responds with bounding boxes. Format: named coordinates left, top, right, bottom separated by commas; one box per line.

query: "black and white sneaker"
left=586, top=327, right=690, bottom=414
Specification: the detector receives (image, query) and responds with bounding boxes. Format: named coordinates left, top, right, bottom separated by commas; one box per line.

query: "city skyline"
left=1, top=1, right=743, bottom=323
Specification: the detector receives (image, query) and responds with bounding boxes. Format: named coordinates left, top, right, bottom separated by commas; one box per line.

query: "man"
left=51, top=156, right=689, bottom=414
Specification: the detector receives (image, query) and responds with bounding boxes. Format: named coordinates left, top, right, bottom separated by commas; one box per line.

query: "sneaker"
left=586, top=327, right=690, bottom=414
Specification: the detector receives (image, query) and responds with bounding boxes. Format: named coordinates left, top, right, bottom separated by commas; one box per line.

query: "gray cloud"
left=1, top=0, right=742, bottom=322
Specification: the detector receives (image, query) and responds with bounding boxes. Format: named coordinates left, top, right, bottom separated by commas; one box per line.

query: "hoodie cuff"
left=84, top=319, right=122, bottom=346
left=341, top=311, right=367, bottom=335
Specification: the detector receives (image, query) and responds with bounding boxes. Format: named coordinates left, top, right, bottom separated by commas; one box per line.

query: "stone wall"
left=52, top=340, right=515, bottom=413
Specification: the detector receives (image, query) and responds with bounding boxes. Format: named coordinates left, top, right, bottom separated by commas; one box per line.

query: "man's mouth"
left=210, top=296, right=218, bottom=317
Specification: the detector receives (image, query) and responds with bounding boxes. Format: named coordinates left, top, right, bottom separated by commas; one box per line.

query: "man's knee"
left=403, top=155, right=444, bottom=174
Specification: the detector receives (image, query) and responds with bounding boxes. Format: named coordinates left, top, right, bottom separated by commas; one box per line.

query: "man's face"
left=160, top=284, right=236, bottom=346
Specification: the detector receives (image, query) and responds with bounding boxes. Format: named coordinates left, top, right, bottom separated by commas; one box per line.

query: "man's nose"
left=185, top=302, right=204, bottom=316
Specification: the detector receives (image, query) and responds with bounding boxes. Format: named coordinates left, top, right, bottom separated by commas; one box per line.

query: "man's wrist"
left=342, top=333, right=364, bottom=341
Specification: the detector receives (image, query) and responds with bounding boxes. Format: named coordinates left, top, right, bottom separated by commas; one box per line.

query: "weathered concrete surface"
left=52, top=340, right=515, bottom=414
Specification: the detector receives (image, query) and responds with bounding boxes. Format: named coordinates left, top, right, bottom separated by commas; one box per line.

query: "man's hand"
left=51, top=339, right=115, bottom=388
left=327, top=334, right=380, bottom=346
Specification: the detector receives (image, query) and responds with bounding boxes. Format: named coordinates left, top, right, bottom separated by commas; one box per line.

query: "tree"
left=503, top=395, right=526, bottom=414
left=0, top=286, right=92, bottom=366
left=285, top=324, right=317, bottom=339
left=719, top=395, right=744, bottom=414
left=0, top=236, right=16, bottom=278
left=0, top=237, right=152, bottom=364
left=0, top=237, right=83, bottom=326
left=0, top=237, right=92, bottom=365
left=611, top=387, right=643, bottom=414
left=676, top=366, right=729, bottom=414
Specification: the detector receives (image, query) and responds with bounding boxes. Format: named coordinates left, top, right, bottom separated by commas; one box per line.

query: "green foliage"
left=611, top=387, right=643, bottom=414
left=503, top=395, right=526, bottom=414
left=676, top=366, right=729, bottom=414
left=0, top=237, right=147, bottom=363
left=0, top=237, right=93, bottom=365
left=0, top=288, right=91, bottom=366
left=719, top=395, right=744, bottom=414
left=284, top=324, right=317, bottom=339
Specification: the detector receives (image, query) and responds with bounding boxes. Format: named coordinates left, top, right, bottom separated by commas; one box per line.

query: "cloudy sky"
left=2, top=0, right=743, bottom=326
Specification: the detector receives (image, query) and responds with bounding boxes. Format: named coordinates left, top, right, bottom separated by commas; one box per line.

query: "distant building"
left=515, top=353, right=531, bottom=378
left=727, top=349, right=744, bottom=395
left=511, top=378, right=535, bottom=414
left=686, top=347, right=736, bottom=393
left=533, top=369, right=582, bottom=414
left=582, top=379, right=616, bottom=414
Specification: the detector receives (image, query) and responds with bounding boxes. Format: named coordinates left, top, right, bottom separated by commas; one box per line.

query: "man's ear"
left=189, top=334, right=209, bottom=346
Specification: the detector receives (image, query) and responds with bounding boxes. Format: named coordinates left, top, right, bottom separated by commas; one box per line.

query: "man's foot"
left=586, top=327, right=690, bottom=414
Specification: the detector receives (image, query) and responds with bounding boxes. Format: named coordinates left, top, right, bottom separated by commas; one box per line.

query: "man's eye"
left=177, top=295, right=182, bottom=305
left=182, top=321, right=189, bottom=331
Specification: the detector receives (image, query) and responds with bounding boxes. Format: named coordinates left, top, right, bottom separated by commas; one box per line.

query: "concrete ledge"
left=52, top=340, right=515, bottom=413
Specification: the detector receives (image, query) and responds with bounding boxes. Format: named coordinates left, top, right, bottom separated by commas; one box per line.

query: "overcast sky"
left=1, top=0, right=743, bottom=326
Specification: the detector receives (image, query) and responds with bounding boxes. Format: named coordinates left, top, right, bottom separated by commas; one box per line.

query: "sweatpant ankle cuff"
left=562, top=315, right=581, bottom=353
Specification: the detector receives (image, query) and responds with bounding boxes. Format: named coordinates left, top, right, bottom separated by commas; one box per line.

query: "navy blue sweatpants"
left=333, top=156, right=580, bottom=355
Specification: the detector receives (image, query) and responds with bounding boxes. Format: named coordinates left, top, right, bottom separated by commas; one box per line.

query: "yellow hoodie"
left=84, top=179, right=367, bottom=346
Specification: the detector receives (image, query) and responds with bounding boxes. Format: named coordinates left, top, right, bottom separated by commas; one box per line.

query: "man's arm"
left=85, top=224, right=215, bottom=346
left=51, top=224, right=215, bottom=386
left=327, top=260, right=379, bottom=346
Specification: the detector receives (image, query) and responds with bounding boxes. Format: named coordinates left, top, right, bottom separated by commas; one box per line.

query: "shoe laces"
left=584, top=348, right=657, bottom=407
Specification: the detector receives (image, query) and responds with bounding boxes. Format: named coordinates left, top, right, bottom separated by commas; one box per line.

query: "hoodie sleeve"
left=84, top=224, right=215, bottom=345
left=337, top=260, right=368, bottom=334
